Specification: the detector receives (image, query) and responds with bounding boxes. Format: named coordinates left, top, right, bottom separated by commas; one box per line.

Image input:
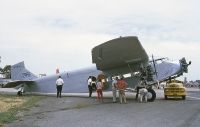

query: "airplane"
left=3, top=36, right=191, bottom=102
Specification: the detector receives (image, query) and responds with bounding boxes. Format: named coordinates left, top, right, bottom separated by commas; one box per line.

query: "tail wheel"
left=147, top=88, right=156, bottom=102
left=182, top=96, right=186, bottom=100
left=165, top=95, right=168, bottom=100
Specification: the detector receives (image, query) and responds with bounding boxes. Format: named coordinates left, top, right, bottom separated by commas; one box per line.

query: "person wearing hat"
left=56, top=75, right=64, bottom=98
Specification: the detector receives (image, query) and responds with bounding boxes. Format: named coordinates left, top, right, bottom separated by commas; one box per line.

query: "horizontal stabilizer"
left=4, top=80, right=35, bottom=88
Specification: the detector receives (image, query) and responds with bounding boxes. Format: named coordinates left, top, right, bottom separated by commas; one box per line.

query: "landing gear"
left=182, top=95, right=186, bottom=100
left=147, top=88, right=156, bottom=102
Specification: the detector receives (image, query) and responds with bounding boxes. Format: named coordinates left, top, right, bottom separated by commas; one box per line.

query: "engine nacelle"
left=179, top=57, right=191, bottom=73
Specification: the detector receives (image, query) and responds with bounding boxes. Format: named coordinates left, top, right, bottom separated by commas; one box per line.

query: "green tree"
left=1, top=65, right=11, bottom=78
left=0, top=67, right=3, bottom=74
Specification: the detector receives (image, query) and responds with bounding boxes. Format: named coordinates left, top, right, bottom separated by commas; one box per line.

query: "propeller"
left=152, top=55, right=158, bottom=78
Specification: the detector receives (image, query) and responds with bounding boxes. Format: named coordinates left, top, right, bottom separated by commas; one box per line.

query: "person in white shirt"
left=56, top=76, right=64, bottom=98
left=112, top=77, right=118, bottom=103
left=87, top=76, right=93, bottom=97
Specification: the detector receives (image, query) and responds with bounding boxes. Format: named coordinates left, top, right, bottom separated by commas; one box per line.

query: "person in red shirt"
left=117, top=77, right=128, bottom=104
left=96, top=79, right=103, bottom=102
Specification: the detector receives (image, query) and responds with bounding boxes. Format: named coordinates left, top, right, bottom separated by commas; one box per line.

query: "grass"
left=0, top=94, right=45, bottom=126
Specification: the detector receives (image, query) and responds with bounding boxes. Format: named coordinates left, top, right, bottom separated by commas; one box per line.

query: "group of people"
left=56, top=75, right=105, bottom=100
left=87, top=76, right=104, bottom=102
left=112, top=77, right=128, bottom=104
left=88, top=76, right=128, bottom=104
left=55, top=75, right=147, bottom=103
left=16, top=73, right=148, bottom=103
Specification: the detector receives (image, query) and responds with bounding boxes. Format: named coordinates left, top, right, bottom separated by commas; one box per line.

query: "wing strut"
left=127, top=63, right=133, bottom=76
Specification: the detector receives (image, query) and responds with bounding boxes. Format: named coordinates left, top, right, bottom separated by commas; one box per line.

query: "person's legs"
left=17, top=91, right=21, bottom=96
left=100, top=90, right=103, bottom=102
left=92, top=83, right=96, bottom=91
left=57, top=86, right=62, bottom=98
left=59, top=86, right=62, bottom=98
left=112, top=90, right=116, bottom=102
left=121, top=90, right=126, bottom=103
left=119, top=90, right=122, bottom=103
left=136, top=87, right=139, bottom=100
left=59, top=91, right=61, bottom=98
left=136, top=87, right=145, bottom=100
left=139, top=89, right=143, bottom=102
left=144, top=93, right=147, bottom=102
left=97, top=90, right=100, bottom=101
left=140, top=95, right=143, bottom=102
left=124, top=92, right=127, bottom=103
left=88, top=85, right=90, bottom=97
left=56, top=86, right=59, bottom=98
left=88, top=86, right=92, bottom=97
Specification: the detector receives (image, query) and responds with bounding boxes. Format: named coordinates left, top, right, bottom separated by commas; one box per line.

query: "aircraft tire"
left=182, top=95, right=186, bottom=100
left=147, top=88, right=156, bottom=102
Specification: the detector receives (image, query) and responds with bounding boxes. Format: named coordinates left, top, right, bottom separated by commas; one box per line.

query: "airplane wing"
left=92, top=36, right=149, bottom=76
left=4, top=80, right=35, bottom=88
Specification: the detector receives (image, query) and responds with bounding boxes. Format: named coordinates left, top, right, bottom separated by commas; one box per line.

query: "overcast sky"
left=0, top=0, right=199, bottom=81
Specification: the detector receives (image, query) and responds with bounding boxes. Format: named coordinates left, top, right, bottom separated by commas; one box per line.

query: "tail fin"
left=11, top=61, right=38, bottom=81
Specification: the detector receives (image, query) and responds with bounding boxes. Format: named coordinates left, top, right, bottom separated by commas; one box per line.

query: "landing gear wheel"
left=165, top=95, right=168, bottom=100
left=147, top=88, right=156, bottom=102
left=182, top=96, right=186, bottom=100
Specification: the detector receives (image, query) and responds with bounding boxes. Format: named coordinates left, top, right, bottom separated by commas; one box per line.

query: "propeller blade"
left=152, top=55, right=158, bottom=78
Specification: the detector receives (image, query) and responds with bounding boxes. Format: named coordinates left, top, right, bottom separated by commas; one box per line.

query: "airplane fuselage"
left=25, top=65, right=103, bottom=93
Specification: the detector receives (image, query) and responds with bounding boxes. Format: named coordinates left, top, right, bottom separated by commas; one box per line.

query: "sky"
left=0, top=0, right=199, bottom=81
